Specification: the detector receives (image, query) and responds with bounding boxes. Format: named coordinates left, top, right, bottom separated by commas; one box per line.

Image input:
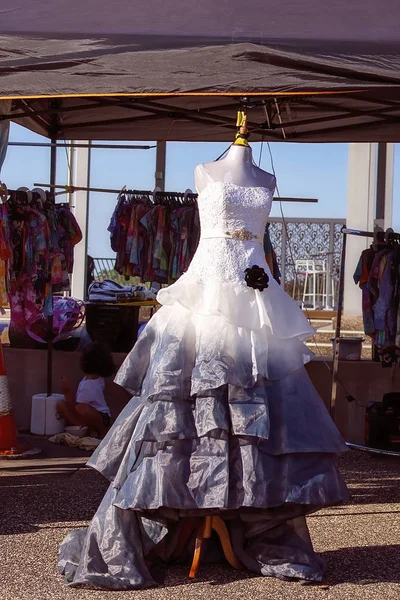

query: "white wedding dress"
left=59, top=181, right=349, bottom=590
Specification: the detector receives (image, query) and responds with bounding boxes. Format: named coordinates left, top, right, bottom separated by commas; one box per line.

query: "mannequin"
left=58, top=110, right=349, bottom=591
left=194, top=115, right=276, bottom=193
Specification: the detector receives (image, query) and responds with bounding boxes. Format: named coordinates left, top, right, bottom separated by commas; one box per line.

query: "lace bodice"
left=197, top=181, right=273, bottom=239
left=183, top=181, right=274, bottom=284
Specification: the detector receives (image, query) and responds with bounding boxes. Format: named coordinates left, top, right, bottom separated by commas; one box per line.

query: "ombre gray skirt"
left=58, top=280, right=349, bottom=590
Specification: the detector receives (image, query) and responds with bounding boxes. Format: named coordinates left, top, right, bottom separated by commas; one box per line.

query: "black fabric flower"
left=244, top=265, right=269, bottom=291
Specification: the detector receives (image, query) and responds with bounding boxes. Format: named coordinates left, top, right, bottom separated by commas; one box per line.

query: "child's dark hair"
left=80, top=342, right=115, bottom=378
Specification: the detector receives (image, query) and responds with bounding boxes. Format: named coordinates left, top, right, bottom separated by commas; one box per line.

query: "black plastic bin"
left=85, top=303, right=140, bottom=353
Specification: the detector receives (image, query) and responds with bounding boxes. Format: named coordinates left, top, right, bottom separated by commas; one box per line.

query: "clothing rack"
left=1, top=182, right=57, bottom=396
left=1, top=185, right=71, bottom=209
left=331, top=227, right=400, bottom=454
left=1, top=183, right=78, bottom=397
left=33, top=183, right=318, bottom=203
left=0, top=183, right=57, bottom=202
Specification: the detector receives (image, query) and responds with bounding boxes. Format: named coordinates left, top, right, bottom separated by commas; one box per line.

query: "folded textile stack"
left=88, top=280, right=157, bottom=303
left=48, top=432, right=101, bottom=452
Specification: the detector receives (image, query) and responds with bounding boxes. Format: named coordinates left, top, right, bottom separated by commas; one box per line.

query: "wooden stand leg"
left=171, top=518, right=201, bottom=560
left=189, top=519, right=207, bottom=579
left=211, top=516, right=242, bottom=570
left=188, top=516, right=242, bottom=579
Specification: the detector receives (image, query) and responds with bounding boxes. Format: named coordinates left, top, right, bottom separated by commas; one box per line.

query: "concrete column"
left=344, top=143, right=376, bottom=315
left=70, top=141, right=91, bottom=301
left=375, top=142, right=394, bottom=231
left=344, top=143, right=394, bottom=315
left=155, top=141, right=166, bottom=191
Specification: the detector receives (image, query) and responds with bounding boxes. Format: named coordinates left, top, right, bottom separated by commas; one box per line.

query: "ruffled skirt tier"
left=59, top=277, right=349, bottom=589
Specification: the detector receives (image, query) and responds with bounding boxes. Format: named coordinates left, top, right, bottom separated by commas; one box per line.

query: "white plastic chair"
left=293, top=259, right=327, bottom=309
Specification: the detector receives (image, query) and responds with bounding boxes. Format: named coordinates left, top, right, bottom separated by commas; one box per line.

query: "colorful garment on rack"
left=108, top=194, right=151, bottom=279
left=0, top=204, right=11, bottom=307
left=127, top=198, right=151, bottom=279
left=368, top=249, right=396, bottom=347
left=353, top=246, right=376, bottom=336
left=5, top=191, right=81, bottom=347
left=354, top=243, right=399, bottom=366
left=56, top=205, right=82, bottom=274
left=140, top=204, right=171, bottom=283
left=169, top=205, right=200, bottom=282
left=393, top=245, right=400, bottom=350
left=109, top=193, right=200, bottom=284
left=108, top=194, right=127, bottom=254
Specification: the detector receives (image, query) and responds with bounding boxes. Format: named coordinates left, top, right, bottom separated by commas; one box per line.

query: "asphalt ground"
left=1, top=440, right=399, bottom=600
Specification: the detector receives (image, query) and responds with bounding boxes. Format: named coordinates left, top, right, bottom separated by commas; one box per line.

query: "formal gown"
left=59, top=181, right=349, bottom=590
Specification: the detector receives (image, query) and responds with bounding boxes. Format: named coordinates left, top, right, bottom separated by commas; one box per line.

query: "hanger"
left=44, top=190, right=55, bottom=208
left=385, top=228, right=395, bottom=245
left=32, top=187, right=46, bottom=209
left=0, top=181, right=8, bottom=203
left=184, top=188, right=193, bottom=204
left=17, top=187, right=32, bottom=205
left=373, top=226, right=385, bottom=251
left=152, top=187, right=161, bottom=204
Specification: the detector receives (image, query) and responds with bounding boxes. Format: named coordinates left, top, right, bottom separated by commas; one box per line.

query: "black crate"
left=85, top=303, right=140, bottom=353
left=365, top=393, right=400, bottom=450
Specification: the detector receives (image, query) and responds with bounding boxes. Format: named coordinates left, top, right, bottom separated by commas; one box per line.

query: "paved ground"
left=0, top=439, right=399, bottom=600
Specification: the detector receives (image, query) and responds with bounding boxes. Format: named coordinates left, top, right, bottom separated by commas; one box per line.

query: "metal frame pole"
left=8, top=141, right=153, bottom=150
left=47, top=138, right=57, bottom=397
left=330, top=230, right=347, bottom=421
left=331, top=227, right=375, bottom=420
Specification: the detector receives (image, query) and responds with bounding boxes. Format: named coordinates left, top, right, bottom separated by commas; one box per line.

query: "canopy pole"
left=46, top=137, right=57, bottom=397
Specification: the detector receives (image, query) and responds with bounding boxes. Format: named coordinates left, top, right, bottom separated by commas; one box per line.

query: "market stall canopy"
left=1, top=0, right=400, bottom=141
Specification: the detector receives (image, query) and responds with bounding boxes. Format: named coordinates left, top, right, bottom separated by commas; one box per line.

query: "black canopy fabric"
left=1, top=0, right=400, bottom=141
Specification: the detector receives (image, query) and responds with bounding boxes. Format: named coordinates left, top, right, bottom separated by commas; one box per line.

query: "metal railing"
left=268, top=217, right=345, bottom=306
left=93, top=258, right=118, bottom=281
left=92, top=258, right=142, bottom=286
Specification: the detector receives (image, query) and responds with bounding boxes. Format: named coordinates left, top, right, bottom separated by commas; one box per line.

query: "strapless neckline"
left=197, top=180, right=273, bottom=199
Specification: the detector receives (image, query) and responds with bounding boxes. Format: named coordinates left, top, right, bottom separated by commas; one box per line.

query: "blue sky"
left=1, top=123, right=399, bottom=258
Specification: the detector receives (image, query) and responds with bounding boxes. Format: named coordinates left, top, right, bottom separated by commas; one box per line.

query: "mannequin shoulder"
left=255, top=167, right=276, bottom=193
left=266, top=173, right=277, bottom=194
left=194, top=163, right=212, bottom=194
left=194, top=163, right=206, bottom=178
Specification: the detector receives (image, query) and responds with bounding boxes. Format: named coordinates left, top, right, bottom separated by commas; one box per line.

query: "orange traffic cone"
left=0, top=340, right=30, bottom=456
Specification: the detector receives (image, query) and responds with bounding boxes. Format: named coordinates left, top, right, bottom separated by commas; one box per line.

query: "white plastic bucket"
left=331, top=337, right=364, bottom=361
left=30, top=393, right=65, bottom=436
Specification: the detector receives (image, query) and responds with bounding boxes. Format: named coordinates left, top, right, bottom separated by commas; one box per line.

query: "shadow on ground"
left=322, top=544, right=400, bottom=585
left=141, top=543, right=400, bottom=589
left=0, top=465, right=107, bottom=535
left=1, top=445, right=400, bottom=595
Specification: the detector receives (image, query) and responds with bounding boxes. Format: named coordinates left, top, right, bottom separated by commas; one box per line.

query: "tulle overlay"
left=59, top=182, right=348, bottom=589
